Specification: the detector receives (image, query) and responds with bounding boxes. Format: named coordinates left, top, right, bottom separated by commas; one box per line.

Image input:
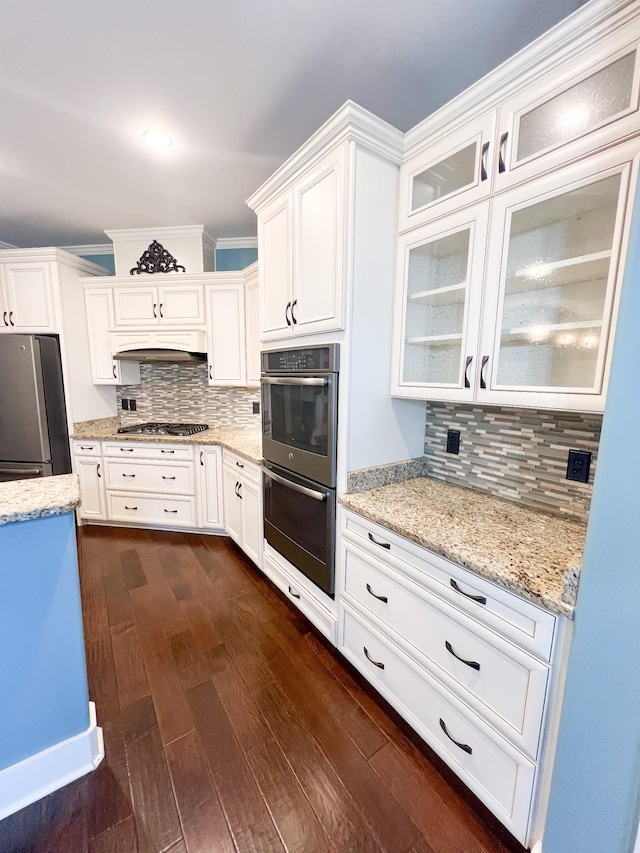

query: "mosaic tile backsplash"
left=423, top=402, right=601, bottom=522
left=117, top=363, right=260, bottom=428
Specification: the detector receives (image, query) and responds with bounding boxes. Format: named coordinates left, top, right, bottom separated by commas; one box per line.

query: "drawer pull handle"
left=162, top=476, right=176, bottom=480
left=445, top=641, right=480, bottom=671
left=122, top=473, right=136, bottom=478
left=124, top=505, right=138, bottom=511
left=363, top=647, right=385, bottom=669
left=120, top=448, right=134, bottom=452
left=79, top=445, right=94, bottom=450
left=161, top=450, right=175, bottom=454
left=288, top=586, right=301, bottom=599
left=236, top=460, right=244, bottom=468
left=366, top=583, right=388, bottom=603
left=164, top=509, right=178, bottom=514
left=439, top=718, right=472, bottom=755
left=450, top=578, right=486, bottom=605
left=368, top=532, right=391, bottom=550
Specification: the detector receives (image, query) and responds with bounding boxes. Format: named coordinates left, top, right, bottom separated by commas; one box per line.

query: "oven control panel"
left=261, top=344, right=339, bottom=374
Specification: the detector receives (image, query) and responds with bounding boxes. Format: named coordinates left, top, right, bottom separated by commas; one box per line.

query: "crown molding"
left=403, top=0, right=639, bottom=159
left=62, top=243, right=113, bottom=256
left=0, top=246, right=106, bottom=274
left=247, top=101, right=404, bottom=213
left=216, top=237, right=258, bottom=250
left=104, top=225, right=207, bottom=242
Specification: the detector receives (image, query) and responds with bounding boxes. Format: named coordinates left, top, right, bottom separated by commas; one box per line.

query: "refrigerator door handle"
left=0, top=466, right=43, bottom=476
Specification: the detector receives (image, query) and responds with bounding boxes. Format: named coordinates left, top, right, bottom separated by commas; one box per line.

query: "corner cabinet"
left=252, top=147, right=346, bottom=341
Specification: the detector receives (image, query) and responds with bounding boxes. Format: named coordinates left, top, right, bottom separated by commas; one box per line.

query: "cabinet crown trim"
left=0, top=247, right=104, bottom=275
left=403, top=0, right=639, bottom=159
left=246, top=100, right=404, bottom=212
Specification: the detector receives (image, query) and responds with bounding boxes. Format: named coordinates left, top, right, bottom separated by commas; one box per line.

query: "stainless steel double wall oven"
left=261, top=344, right=339, bottom=597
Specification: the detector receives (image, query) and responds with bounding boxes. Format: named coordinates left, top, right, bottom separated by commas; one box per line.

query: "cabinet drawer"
left=105, top=459, right=194, bottom=495
left=342, top=541, right=548, bottom=756
left=103, top=442, right=194, bottom=461
left=262, top=550, right=337, bottom=645
left=72, top=440, right=102, bottom=457
left=107, top=493, right=196, bottom=527
left=339, top=605, right=535, bottom=843
left=223, top=450, right=261, bottom=485
left=342, top=510, right=556, bottom=661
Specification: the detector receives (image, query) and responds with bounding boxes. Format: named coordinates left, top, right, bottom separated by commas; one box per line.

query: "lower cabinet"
left=222, top=450, right=263, bottom=567
left=337, top=506, right=566, bottom=848
left=72, top=441, right=106, bottom=521
left=197, top=446, right=224, bottom=529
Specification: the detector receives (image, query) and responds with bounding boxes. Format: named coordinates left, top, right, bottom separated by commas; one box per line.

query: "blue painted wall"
left=215, top=247, right=258, bottom=271
left=80, top=253, right=115, bottom=274
left=0, top=512, right=89, bottom=770
left=543, top=195, right=640, bottom=850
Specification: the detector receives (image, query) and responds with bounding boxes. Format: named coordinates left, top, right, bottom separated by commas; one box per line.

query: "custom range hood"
left=114, top=348, right=207, bottom=364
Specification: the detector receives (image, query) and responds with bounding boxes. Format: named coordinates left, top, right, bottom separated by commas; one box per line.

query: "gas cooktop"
left=116, top=422, right=209, bottom=436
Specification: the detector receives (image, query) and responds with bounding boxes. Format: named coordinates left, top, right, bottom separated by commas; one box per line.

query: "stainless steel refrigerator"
left=0, top=334, right=72, bottom=483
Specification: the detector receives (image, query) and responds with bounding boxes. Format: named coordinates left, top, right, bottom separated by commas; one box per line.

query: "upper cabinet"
left=0, top=262, right=55, bottom=333
left=393, top=5, right=640, bottom=413
left=256, top=148, right=346, bottom=341
left=244, top=262, right=260, bottom=387
left=113, top=283, right=205, bottom=327
left=206, top=276, right=247, bottom=386
left=398, top=113, right=496, bottom=232
left=495, top=33, right=640, bottom=193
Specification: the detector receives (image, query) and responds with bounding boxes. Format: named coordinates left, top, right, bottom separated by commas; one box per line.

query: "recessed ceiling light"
left=143, top=130, right=173, bottom=150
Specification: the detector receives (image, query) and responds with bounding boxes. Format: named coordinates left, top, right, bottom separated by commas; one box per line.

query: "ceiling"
left=2, top=0, right=588, bottom=250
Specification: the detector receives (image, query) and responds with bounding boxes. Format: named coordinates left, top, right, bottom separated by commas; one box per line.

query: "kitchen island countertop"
left=72, top=418, right=262, bottom=465
left=0, top=474, right=80, bottom=526
left=340, top=477, right=586, bottom=618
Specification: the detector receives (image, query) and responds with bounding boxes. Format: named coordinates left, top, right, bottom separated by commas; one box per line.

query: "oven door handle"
left=261, top=376, right=328, bottom=387
left=262, top=466, right=328, bottom=502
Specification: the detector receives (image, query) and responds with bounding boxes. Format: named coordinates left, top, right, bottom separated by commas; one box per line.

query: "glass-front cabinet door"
left=497, top=33, right=640, bottom=190
left=391, top=205, right=488, bottom=402
left=398, top=113, right=496, bottom=231
left=479, top=144, right=637, bottom=411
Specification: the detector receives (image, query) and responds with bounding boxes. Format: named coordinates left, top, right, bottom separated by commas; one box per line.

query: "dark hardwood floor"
left=0, top=526, right=526, bottom=853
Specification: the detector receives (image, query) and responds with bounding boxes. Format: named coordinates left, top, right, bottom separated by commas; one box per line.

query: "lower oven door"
left=262, top=461, right=335, bottom=597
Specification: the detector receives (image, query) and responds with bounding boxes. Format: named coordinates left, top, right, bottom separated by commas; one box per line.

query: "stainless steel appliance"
left=261, top=344, right=339, bottom=488
left=0, top=334, right=72, bottom=483
left=117, top=422, right=209, bottom=436
left=261, top=344, right=339, bottom=597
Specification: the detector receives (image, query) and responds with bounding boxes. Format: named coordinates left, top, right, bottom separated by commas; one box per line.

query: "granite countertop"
left=72, top=418, right=262, bottom=465
left=0, top=474, right=80, bottom=526
left=340, top=477, right=587, bottom=618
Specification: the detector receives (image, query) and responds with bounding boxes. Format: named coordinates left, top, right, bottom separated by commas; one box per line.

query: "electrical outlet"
left=121, top=398, right=129, bottom=411
left=446, top=429, right=461, bottom=455
left=129, top=399, right=137, bottom=412
left=566, top=449, right=591, bottom=483
left=252, top=401, right=260, bottom=414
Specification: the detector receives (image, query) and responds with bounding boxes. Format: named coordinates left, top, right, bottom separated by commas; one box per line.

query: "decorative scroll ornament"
left=130, top=240, right=186, bottom=274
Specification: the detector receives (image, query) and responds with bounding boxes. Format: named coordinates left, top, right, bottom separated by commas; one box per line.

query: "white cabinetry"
left=103, top=442, right=197, bottom=528
left=222, top=450, right=262, bottom=567
left=252, top=147, right=346, bottom=341
left=72, top=440, right=106, bottom=521
left=206, top=277, right=247, bottom=386
left=0, top=262, right=55, bottom=332
left=244, top=262, right=261, bottom=387
left=84, top=289, right=141, bottom=385
left=113, top=283, right=205, bottom=327
left=198, top=445, right=224, bottom=529
left=338, top=507, right=563, bottom=846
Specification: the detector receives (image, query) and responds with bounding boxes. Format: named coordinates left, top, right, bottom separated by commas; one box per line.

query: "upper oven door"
left=261, top=373, right=337, bottom=488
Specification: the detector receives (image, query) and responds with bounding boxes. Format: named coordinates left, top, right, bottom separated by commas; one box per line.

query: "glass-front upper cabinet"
left=479, top=143, right=637, bottom=411
left=391, top=205, right=489, bottom=402
left=496, top=32, right=640, bottom=191
left=398, top=113, right=496, bottom=231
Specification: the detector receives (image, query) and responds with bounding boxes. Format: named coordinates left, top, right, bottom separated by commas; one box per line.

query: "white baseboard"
left=0, top=702, right=104, bottom=821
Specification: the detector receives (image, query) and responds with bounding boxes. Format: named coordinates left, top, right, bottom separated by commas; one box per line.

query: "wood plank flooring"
left=0, top=526, right=526, bottom=853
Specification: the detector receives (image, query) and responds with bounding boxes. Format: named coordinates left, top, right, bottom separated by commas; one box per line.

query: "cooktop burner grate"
left=117, top=422, right=209, bottom=436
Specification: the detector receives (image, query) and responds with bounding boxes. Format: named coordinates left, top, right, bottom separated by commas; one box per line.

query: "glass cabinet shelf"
left=406, top=333, right=463, bottom=345
left=510, top=251, right=612, bottom=292
left=501, top=319, right=603, bottom=341
left=408, top=282, right=466, bottom=306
